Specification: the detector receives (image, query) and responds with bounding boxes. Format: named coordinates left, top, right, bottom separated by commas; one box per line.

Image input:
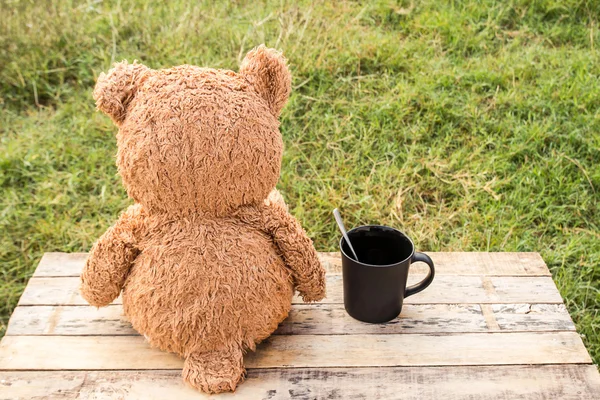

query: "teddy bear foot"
left=182, top=348, right=246, bottom=393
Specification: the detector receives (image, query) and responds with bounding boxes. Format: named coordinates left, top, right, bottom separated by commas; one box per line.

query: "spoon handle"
left=333, top=208, right=360, bottom=262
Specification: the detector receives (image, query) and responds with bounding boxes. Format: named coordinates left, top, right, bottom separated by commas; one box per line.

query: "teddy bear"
left=80, top=45, right=326, bottom=393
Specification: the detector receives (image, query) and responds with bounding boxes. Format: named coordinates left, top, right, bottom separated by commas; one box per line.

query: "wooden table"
left=1, top=252, right=599, bottom=399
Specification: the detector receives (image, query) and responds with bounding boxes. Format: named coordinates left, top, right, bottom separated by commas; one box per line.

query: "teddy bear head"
left=93, top=46, right=291, bottom=217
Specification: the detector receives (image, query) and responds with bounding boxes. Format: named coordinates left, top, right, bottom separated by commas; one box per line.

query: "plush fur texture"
left=80, top=46, right=326, bottom=394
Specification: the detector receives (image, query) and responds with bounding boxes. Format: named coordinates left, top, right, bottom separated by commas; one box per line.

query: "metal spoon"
left=333, top=208, right=359, bottom=262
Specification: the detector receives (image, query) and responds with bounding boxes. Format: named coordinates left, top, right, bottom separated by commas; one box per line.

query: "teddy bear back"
left=93, top=46, right=292, bottom=217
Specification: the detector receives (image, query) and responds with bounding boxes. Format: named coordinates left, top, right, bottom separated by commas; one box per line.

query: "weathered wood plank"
left=6, top=305, right=133, bottom=336
left=5, top=251, right=593, bottom=400
left=17, top=275, right=563, bottom=307
left=34, top=252, right=89, bottom=278
left=281, top=304, right=488, bottom=335
left=33, top=252, right=550, bottom=277
left=0, top=336, right=182, bottom=370
left=480, top=304, right=501, bottom=330
left=17, top=277, right=109, bottom=306
left=246, top=331, right=591, bottom=368
left=3, top=365, right=600, bottom=400
left=6, top=303, right=576, bottom=336
left=5, top=304, right=488, bottom=336
left=0, top=371, right=86, bottom=400
left=32, top=252, right=345, bottom=277
left=492, top=304, right=576, bottom=331
left=0, top=332, right=590, bottom=370
left=427, top=252, right=549, bottom=276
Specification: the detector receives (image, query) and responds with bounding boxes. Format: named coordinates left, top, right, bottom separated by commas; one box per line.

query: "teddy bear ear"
left=93, top=61, right=151, bottom=125
left=240, top=45, right=292, bottom=117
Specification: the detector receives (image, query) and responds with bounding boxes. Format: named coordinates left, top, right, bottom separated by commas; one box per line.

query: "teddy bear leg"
left=182, top=347, right=246, bottom=393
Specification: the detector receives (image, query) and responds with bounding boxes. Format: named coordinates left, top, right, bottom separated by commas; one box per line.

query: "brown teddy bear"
left=80, top=45, right=326, bottom=393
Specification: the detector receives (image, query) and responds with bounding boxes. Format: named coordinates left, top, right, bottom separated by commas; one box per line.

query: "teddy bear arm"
left=265, top=188, right=288, bottom=211
left=80, top=205, right=143, bottom=307
left=263, top=204, right=326, bottom=302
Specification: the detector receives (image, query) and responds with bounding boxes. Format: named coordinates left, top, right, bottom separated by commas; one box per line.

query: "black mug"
left=340, top=225, right=435, bottom=323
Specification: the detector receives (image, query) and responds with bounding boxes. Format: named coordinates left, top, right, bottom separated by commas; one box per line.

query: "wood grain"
left=5, top=304, right=488, bottom=336
left=480, top=304, right=500, bottom=330
left=17, top=275, right=564, bottom=307
left=492, top=304, right=576, bottom=331
left=3, top=365, right=600, bottom=400
left=32, top=252, right=345, bottom=277
left=0, top=332, right=590, bottom=370
left=3, top=251, right=598, bottom=399
left=34, top=252, right=89, bottom=278
left=33, top=251, right=550, bottom=277
left=5, top=303, right=576, bottom=337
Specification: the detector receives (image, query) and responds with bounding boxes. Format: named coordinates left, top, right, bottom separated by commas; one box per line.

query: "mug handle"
left=405, top=252, right=435, bottom=298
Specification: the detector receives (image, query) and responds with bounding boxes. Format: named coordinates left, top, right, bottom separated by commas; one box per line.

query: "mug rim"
left=339, top=224, right=415, bottom=268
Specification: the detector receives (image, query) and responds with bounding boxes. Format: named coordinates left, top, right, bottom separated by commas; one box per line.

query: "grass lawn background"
left=1, top=0, right=599, bottom=363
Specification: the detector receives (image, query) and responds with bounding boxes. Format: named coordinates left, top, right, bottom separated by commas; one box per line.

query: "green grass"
left=1, top=0, right=599, bottom=362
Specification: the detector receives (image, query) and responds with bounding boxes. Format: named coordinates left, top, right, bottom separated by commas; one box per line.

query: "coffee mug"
left=340, top=225, right=435, bottom=323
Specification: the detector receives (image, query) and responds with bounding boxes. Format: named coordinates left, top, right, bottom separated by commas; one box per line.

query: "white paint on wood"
left=0, top=332, right=591, bottom=370
left=492, top=304, right=576, bottom=331
left=18, top=277, right=120, bottom=306
left=6, top=303, right=577, bottom=337
left=6, top=304, right=488, bottom=336
left=480, top=304, right=500, bottom=330
left=3, top=365, right=600, bottom=400
left=278, top=304, right=488, bottom=335
left=6, top=305, right=133, bottom=336
left=3, top=251, right=597, bottom=399
left=34, top=252, right=89, bottom=278
left=0, top=371, right=86, bottom=400
left=32, top=252, right=344, bottom=277
left=33, top=252, right=551, bottom=277
left=0, top=336, right=182, bottom=370
left=246, top=331, right=591, bottom=368
left=17, top=275, right=564, bottom=307
left=426, top=252, right=549, bottom=276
